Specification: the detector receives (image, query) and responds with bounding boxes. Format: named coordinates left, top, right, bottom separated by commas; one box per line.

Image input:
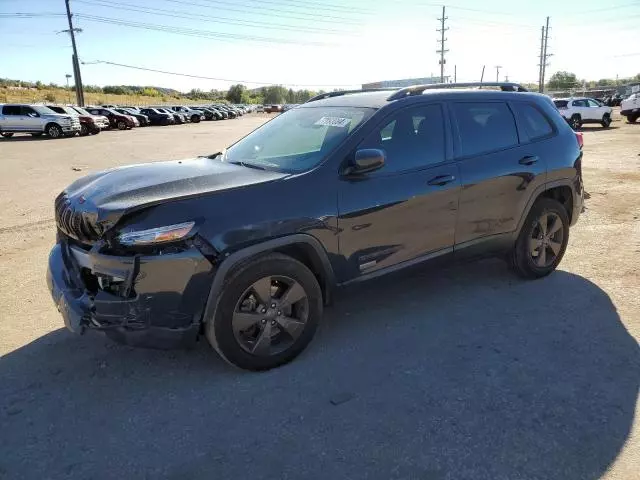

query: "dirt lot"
left=0, top=113, right=638, bottom=479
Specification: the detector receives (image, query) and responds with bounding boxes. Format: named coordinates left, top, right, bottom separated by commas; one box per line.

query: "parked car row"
left=0, top=103, right=256, bottom=139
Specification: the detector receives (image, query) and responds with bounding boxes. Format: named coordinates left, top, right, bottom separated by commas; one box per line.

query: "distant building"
left=361, top=76, right=448, bottom=89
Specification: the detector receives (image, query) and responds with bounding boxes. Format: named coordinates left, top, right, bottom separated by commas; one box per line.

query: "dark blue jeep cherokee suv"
left=47, top=83, right=584, bottom=370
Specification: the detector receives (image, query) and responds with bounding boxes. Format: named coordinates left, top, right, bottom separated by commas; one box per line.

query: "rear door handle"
left=428, top=174, right=456, bottom=186
left=519, top=156, right=539, bottom=166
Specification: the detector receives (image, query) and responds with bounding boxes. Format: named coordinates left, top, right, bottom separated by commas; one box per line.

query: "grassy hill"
left=0, top=85, right=203, bottom=107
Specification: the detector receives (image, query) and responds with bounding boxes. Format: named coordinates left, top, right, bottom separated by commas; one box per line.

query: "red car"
left=46, top=105, right=107, bottom=136
left=86, top=107, right=136, bottom=130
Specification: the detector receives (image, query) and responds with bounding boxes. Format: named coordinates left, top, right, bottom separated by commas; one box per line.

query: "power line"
left=158, top=0, right=362, bottom=24
left=0, top=12, right=66, bottom=17
left=207, top=0, right=370, bottom=14
left=82, top=60, right=355, bottom=88
left=74, top=0, right=352, bottom=35
left=436, top=6, right=449, bottom=83
left=74, top=14, right=339, bottom=46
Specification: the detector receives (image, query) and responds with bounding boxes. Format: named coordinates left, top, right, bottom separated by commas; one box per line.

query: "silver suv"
left=0, top=104, right=81, bottom=139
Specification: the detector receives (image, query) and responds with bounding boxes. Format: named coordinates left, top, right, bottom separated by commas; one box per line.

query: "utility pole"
left=65, top=74, right=72, bottom=104
left=454, top=65, right=457, bottom=83
left=64, top=0, right=84, bottom=106
left=480, top=65, right=485, bottom=83
left=540, top=16, right=551, bottom=93
left=436, top=6, right=449, bottom=83
left=538, top=26, right=545, bottom=92
left=495, top=65, right=502, bottom=82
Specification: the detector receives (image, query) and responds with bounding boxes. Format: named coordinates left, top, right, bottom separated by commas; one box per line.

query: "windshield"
left=59, top=106, right=79, bottom=115
left=72, top=107, right=91, bottom=116
left=32, top=105, right=58, bottom=115
left=224, top=106, right=373, bottom=173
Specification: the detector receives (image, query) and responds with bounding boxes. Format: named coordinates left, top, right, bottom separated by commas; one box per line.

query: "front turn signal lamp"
left=117, top=221, right=195, bottom=246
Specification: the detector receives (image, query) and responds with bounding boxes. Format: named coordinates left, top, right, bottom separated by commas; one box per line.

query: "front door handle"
left=519, top=156, right=539, bottom=166
left=428, top=174, right=456, bottom=186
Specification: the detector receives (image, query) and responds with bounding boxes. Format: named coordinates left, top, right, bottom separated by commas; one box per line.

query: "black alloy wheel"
left=232, top=275, right=309, bottom=356
left=116, top=120, right=127, bottom=130
left=206, top=253, right=322, bottom=370
left=510, top=197, right=570, bottom=279
left=528, top=212, right=564, bottom=268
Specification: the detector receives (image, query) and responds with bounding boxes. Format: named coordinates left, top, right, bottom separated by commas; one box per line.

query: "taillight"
left=575, top=132, right=584, bottom=149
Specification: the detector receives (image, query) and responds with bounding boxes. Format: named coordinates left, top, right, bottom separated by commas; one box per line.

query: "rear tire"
left=206, top=253, right=323, bottom=371
left=1, top=132, right=14, bottom=138
left=510, top=198, right=570, bottom=279
left=601, top=114, right=611, bottom=128
left=627, top=114, right=638, bottom=124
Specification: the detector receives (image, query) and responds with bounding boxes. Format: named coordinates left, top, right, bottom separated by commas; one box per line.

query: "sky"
left=1, top=0, right=638, bottom=92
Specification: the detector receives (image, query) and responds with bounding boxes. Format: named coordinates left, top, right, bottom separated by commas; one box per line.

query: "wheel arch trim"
left=514, top=179, right=576, bottom=239
left=201, top=234, right=336, bottom=324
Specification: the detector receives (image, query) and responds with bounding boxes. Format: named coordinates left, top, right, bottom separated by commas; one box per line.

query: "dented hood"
left=60, top=157, right=287, bottom=236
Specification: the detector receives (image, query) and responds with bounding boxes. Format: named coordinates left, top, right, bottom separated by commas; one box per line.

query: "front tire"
left=569, top=114, right=582, bottom=131
left=627, top=114, right=638, bottom=124
left=79, top=124, right=89, bottom=136
left=510, top=198, right=570, bottom=279
left=206, top=253, right=323, bottom=371
left=191, top=115, right=201, bottom=123
left=116, top=120, right=127, bottom=130
left=46, top=124, right=63, bottom=139
left=601, top=114, right=611, bottom=128
left=1, top=132, right=14, bottom=138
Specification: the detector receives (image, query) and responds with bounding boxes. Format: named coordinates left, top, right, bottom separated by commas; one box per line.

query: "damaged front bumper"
left=46, top=240, right=214, bottom=348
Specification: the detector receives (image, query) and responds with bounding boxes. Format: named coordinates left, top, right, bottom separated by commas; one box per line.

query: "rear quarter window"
left=553, top=100, right=568, bottom=108
left=512, top=102, right=554, bottom=141
left=2, top=105, right=22, bottom=116
left=452, top=102, right=518, bottom=157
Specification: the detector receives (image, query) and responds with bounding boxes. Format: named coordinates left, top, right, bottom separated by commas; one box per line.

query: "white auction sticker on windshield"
left=314, top=116, right=351, bottom=128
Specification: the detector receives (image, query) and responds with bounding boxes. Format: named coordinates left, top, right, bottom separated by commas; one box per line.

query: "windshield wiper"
left=228, top=160, right=267, bottom=170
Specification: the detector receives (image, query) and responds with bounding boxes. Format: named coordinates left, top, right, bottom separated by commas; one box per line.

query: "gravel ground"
left=0, top=112, right=638, bottom=480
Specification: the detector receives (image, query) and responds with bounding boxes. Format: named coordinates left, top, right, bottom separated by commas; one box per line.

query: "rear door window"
left=2, top=105, right=22, bottom=116
left=572, top=99, right=587, bottom=107
left=512, top=103, right=554, bottom=141
left=451, top=102, right=519, bottom=157
left=553, top=100, right=568, bottom=109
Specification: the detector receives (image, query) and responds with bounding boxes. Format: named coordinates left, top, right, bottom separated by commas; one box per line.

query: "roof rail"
left=387, top=82, right=528, bottom=101
left=305, top=88, right=397, bottom=103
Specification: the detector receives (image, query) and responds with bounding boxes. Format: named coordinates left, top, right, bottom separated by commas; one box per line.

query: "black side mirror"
left=344, top=149, right=385, bottom=176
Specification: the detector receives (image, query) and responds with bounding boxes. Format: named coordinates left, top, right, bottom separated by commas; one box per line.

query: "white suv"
left=0, top=104, right=81, bottom=139
left=620, top=93, right=639, bottom=123
left=553, top=97, right=613, bottom=130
